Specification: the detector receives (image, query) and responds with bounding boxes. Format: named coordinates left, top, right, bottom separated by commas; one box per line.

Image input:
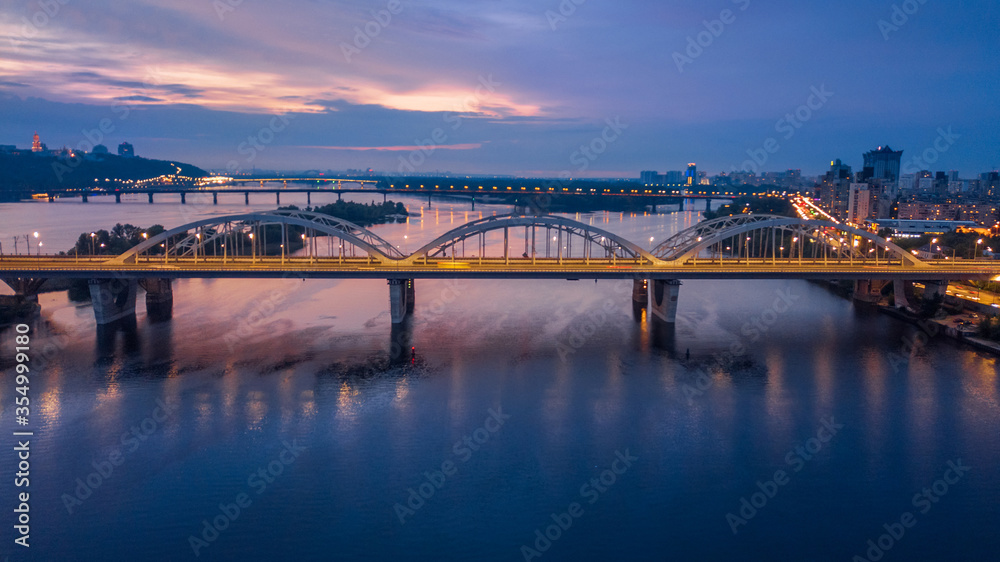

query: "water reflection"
left=95, top=315, right=140, bottom=358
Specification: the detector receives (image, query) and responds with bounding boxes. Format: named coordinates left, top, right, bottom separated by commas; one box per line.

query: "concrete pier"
left=632, top=279, right=648, bottom=318
left=89, top=278, right=138, bottom=325
left=894, top=279, right=914, bottom=310
left=389, top=279, right=415, bottom=324
left=140, top=278, right=173, bottom=322
left=853, top=279, right=889, bottom=303
left=648, top=279, right=681, bottom=323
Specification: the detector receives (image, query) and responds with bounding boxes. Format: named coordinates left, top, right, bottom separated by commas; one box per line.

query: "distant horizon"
left=4, top=129, right=997, bottom=182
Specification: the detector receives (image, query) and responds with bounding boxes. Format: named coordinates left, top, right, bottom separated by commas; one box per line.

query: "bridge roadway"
left=5, top=212, right=999, bottom=326
left=2, top=255, right=997, bottom=281
left=36, top=183, right=736, bottom=203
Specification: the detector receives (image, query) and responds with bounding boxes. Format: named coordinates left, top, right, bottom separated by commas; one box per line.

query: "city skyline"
left=1, top=1, right=998, bottom=177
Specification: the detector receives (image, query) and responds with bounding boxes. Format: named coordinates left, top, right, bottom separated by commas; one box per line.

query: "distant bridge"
left=4, top=212, right=995, bottom=325
left=28, top=176, right=760, bottom=206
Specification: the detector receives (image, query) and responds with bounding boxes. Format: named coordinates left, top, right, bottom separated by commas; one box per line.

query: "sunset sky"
left=1, top=0, right=997, bottom=177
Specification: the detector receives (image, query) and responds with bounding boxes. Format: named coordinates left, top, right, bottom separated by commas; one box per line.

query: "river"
left=0, top=193, right=997, bottom=561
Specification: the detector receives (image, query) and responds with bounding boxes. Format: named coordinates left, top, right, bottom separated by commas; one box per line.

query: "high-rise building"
left=686, top=163, right=697, bottom=186
left=31, top=132, right=43, bottom=152
left=819, top=159, right=853, bottom=218
left=665, top=171, right=685, bottom=184
left=118, top=142, right=134, bottom=157
left=640, top=171, right=660, bottom=185
left=848, top=183, right=870, bottom=224
left=863, top=146, right=903, bottom=182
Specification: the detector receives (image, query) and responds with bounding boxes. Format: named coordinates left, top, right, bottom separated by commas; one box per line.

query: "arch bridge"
left=4, top=212, right=998, bottom=327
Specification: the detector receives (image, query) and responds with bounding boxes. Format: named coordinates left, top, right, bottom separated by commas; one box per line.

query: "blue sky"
left=1, top=0, right=997, bottom=177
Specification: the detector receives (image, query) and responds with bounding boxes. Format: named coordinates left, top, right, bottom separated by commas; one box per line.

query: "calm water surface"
left=1, top=195, right=998, bottom=561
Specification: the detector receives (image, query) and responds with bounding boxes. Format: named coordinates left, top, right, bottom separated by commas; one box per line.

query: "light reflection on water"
left=0, top=196, right=998, bottom=560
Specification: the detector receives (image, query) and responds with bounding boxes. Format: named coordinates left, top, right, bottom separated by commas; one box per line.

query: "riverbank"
left=813, top=280, right=1000, bottom=356
left=0, top=295, right=40, bottom=325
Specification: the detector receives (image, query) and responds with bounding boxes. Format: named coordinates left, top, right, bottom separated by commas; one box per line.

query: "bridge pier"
left=89, top=278, right=138, bottom=325
left=307, top=192, right=311, bottom=206
left=388, top=279, right=415, bottom=324
left=893, top=279, right=914, bottom=310
left=648, top=279, right=681, bottom=324
left=2, top=278, right=48, bottom=298
left=337, top=192, right=342, bottom=201
left=632, top=279, right=648, bottom=319
left=705, top=199, right=713, bottom=213
left=81, top=192, right=88, bottom=203
left=853, top=279, right=888, bottom=304
left=923, top=281, right=948, bottom=299
left=213, top=192, right=218, bottom=205
left=678, top=199, right=684, bottom=212
left=115, top=193, right=121, bottom=203
left=245, top=192, right=250, bottom=205
left=148, top=193, right=154, bottom=204
left=139, top=278, right=173, bottom=322
left=276, top=192, right=280, bottom=205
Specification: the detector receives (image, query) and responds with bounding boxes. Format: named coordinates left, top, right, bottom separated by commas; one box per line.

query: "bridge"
left=30, top=176, right=750, bottom=208
left=3, top=212, right=997, bottom=325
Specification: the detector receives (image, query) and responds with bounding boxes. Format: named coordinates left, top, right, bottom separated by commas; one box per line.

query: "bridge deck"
left=2, top=256, right=997, bottom=281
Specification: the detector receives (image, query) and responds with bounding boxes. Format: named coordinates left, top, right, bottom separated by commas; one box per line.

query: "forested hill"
left=0, top=152, right=208, bottom=198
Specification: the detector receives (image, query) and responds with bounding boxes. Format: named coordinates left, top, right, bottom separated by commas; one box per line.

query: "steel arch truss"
left=404, top=214, right=661, bottom=265
left=654, top=215, right=926, bottom=267
left=111, top=210, right=404, bottom=264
